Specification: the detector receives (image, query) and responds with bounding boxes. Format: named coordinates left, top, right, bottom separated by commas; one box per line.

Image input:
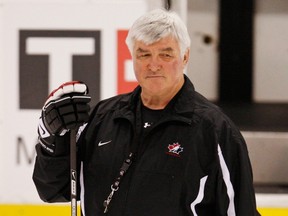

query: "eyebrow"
left=136, top=47, right=174, bottom=53
left=136, top=48, right=148, bottom=53
left=160, top=47, right=174, bottom=52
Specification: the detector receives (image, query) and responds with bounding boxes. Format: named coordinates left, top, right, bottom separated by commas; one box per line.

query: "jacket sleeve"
left=215, top=119, right=260, bottom=216
left=32, top=144, right=71, bottom=202
left=32, top=103, right=101, bottom=203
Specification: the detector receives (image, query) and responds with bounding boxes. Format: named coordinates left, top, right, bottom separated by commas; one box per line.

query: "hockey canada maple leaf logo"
left=166, top=142, right=184, bottom=157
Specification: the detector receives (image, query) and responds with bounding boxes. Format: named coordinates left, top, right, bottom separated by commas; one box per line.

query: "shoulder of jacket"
left=92, top=92, right=133, bottom=115
left=192, top=92, right=235, bottom=130
left=192, top=99, right=244, bottom=146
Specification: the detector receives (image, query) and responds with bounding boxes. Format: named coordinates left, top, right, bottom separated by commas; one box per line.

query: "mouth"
left=146, top=75, right=164, bottom=79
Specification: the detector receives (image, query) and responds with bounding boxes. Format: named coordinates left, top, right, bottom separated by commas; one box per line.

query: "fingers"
left=43, top=93, right=91, bottom=135
left=45, top=81, right=89, bottom=106
left=42, top=81, right=91, bottom=135
left=38, top=81, right=91, bottom=156
left=44, top=94, right=91, bottom=111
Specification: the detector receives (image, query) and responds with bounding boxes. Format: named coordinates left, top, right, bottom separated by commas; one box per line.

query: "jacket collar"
left=165, top=74, right=196, bottom=116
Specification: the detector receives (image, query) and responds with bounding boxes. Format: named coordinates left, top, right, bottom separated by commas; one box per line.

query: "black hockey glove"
left=38, top=81, right=91, bottom=156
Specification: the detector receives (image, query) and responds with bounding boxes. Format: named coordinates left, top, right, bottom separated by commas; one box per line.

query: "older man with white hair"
left=33, top=9, right=260, bottom=216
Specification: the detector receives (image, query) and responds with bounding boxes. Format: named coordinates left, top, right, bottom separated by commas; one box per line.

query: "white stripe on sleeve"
left=218, top=144, right=236, bottom=216
left=190, top=175, right=208, bottom=216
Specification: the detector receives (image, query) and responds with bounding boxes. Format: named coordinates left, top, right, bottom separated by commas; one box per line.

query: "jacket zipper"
left=120, top=115, right=192, bottom=215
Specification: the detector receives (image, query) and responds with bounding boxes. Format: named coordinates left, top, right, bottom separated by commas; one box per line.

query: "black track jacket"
left=33, top=75, right=260, bottom=216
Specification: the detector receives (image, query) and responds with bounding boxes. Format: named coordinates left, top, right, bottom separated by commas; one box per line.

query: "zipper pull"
left=103, top=185, right=118, bottom=213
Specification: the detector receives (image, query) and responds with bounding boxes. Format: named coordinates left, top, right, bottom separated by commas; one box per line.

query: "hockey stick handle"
left=70, top=128, right=78, bottom=216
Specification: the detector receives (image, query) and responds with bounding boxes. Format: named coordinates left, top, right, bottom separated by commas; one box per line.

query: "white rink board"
left=0, top=0, right=146, bottom=203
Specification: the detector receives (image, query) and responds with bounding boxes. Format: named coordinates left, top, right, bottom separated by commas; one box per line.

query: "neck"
left=141, top=78, right=184, bottom=110
left=141, top=95, right=169, bottom=110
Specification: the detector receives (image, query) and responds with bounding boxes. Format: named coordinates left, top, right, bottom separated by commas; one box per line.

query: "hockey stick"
left=70, top=128, right=78, bottom=216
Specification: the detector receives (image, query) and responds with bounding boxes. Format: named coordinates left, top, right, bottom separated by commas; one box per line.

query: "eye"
left=137, top=53, right=150, bottom=59
left=160, top=53, right=173, bottom=59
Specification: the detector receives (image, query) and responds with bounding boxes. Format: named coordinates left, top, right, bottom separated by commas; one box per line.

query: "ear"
left=183, top=49, right=190, bottom=65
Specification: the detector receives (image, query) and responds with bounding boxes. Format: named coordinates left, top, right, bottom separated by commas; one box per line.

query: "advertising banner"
left=0, top=0, right=145, bottom=204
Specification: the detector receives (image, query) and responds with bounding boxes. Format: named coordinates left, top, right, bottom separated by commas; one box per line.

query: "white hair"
left=125, top=9, right=191, bottom=56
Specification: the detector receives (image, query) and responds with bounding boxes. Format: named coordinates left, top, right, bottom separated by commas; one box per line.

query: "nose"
left=147, top=57, right=161, bottom=72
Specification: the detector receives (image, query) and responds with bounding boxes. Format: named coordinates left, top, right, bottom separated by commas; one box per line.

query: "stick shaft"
left=70, top=129, right=77, bottom=216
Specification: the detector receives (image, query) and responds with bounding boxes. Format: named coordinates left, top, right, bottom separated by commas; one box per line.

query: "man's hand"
left=38, top=81, right=91, bottom=156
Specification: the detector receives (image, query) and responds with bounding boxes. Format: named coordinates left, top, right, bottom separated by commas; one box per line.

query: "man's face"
left=132, top=36, right=189, bottom=97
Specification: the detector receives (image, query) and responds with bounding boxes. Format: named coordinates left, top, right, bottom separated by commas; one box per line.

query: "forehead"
left=134, top=36, right=180, bottom=52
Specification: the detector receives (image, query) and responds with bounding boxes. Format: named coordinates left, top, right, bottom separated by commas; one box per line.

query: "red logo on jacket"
left=166, top=142, right=183, bottom=157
